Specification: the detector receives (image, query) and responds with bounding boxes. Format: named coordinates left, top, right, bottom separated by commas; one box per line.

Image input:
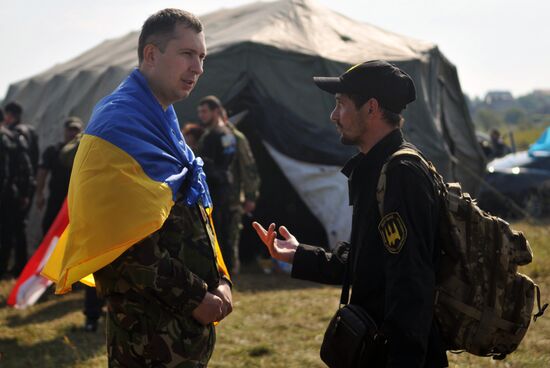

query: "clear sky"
left=1, top=0, right=549, bottom=99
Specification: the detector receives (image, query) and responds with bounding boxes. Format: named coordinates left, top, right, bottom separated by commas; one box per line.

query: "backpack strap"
left=376, top=148, right=441, bottom=217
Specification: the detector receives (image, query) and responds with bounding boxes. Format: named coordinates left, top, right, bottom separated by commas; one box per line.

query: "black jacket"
left=291, top=129, right=448, bottom=367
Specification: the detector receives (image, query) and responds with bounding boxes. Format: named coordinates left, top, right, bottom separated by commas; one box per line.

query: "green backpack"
left=376, top=148, right=547, bottom=359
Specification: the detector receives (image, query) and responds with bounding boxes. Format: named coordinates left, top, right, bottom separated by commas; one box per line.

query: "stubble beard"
left=340, top=134, right=359, bottom=146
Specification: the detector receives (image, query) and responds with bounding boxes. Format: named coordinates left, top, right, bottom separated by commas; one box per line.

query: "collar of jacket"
left=341, top=128, right=404, bottom=206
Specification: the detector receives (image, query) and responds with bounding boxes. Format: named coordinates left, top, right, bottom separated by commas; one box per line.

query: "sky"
left=1, top=0, right=549, bottom=99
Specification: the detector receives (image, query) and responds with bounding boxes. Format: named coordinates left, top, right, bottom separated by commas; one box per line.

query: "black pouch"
left=320, top=243, right=388, bottom=368
left=321, top=304, right=388, bottom=368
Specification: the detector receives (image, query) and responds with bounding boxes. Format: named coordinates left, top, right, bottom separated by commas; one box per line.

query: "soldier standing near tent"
left=58, top=9, right=232, bottom=367
left=3, top=102, right=39, bottom=173
left=253, top=61, right=448, bottom=367
left=35, top=117, right=83, bottom=234
left=0, top=103, right=35, bottom=279
left=196, top=96, right=239, bottom=274
left=224, top=110, right=260, bottom=275
left=0, top=109, right=10, bottom=203
left=0, top=109, right=15, bottom=272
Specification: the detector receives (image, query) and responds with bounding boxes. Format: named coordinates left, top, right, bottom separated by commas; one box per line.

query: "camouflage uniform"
left=94, top=195, right=224, bottom=367
left=225, top=124, right=260, bottom=273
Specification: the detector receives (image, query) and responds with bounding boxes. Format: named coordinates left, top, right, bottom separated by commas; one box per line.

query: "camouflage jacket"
left=94, top=197, right=222, bottom=315
left=227, top=124, right=260, bottom=209
left=94, top=196, right=224, bottom=366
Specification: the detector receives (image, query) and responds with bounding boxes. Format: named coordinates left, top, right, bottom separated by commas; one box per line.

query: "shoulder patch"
left=378, top=212, right=407, bottom=254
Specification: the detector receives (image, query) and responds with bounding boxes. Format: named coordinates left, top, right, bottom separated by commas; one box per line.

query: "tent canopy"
left=4, top=0, right=486, bottom=248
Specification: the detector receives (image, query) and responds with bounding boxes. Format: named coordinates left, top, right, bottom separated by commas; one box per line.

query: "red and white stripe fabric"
left=7, top=200, right=68, bottom=308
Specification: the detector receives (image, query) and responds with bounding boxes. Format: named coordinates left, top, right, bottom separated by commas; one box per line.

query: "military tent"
left=4, top=0, right=485, bottom=250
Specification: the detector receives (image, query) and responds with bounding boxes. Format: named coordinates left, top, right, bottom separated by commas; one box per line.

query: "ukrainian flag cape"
left=42, top=69, right=227, bottom=294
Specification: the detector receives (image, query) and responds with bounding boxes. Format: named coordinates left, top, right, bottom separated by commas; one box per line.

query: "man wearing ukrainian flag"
left=42, top=8, right=232, bottom=367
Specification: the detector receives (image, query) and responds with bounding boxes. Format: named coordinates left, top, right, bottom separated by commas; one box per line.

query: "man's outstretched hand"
left=252, top=222, right=298, bottom=264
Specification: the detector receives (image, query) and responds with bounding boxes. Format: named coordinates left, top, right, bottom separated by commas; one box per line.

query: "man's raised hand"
left=252, top=222, right=298, bottom=264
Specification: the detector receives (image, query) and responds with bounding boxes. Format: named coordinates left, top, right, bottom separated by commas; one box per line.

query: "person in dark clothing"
left=1, top=109, right=16, bottom=268
left=35, top=117, right=83, bottom=234
left=488, top=129, right=511, bottom=159
left=253, top=60, right=448, bottom=367
left=0, top=103, right=35, bottom=278
left=3, top=102, right=39, bottom=173
left=0, top=108, right=11, bottom=202
left=197, top=96, right=238, bottom=273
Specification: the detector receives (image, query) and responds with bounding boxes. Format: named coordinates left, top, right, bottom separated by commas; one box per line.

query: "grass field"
left=503, top=124, right=548, bottom=151
left=0, top=219, right=549, bottom=367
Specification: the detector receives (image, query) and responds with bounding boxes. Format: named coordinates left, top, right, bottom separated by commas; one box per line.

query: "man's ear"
left=142, top=44, right=157, bottom=67
left=367, top=98, right=380, bottom=114
left=361, top=98, right=379, bottom=116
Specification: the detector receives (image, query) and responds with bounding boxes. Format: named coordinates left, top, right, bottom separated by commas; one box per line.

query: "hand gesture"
left=252, top=222, right=298, bottom=264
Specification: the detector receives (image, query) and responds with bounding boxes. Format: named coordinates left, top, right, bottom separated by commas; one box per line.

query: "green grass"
left=1, top=219, right=549, bottom=367
left=503, top=125, right=548, bottom=151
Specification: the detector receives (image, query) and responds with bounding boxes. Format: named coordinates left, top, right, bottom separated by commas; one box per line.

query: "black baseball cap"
left=313, top=60, right=416, bottom=113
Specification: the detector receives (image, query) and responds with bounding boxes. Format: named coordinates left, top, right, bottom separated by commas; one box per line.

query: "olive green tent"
left=4, top=0, right=485, bottom=248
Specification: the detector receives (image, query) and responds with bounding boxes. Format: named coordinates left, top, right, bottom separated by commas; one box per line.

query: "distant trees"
left=474, top=108, right=506, bottom=131
left=466, top=90, right=550, bottom=132
left=504, top=108, right=527, bottom=125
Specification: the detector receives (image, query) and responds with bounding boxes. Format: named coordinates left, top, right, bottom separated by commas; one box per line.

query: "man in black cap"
left=253, top=60, right=448, bottom=367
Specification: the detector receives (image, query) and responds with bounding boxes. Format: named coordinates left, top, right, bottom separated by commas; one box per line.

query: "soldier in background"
left=489, top=128, right=511, bottom=160
left=0, top=109, right=11, bottom=279
left=0, top=109, right=10, bottom=203
left=35, top=117, right=83, bottom=234
left=197, top=96, right=260, bottom=274
left=3, top=102, right=39, bottom=173
left=224, top=112, right=260, bottom=275
left=0, top=103, right=35, bottom=278
left=197, top=96, right=238, bottom=273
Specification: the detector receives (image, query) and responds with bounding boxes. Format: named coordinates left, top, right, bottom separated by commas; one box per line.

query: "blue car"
left=477, top=128, right=550, bottom=218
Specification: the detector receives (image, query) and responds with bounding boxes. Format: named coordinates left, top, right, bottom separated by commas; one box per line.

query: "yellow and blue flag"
left=42, top=69, right=228, bottom=294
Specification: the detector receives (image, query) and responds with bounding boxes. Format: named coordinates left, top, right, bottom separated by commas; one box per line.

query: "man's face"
left=197, top=104, right=217, bottom=126
left=64, top=127, right=81, bottom=143
left=149, top=24, right=206, bottom=106
left=330, top=94, right=366, bottom=146
left=3, top=112, right=16, bottom=126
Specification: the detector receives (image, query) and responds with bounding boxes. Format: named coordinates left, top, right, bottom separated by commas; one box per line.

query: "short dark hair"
left=348, top=94, right=403, bottom=127
left=4, top=101, right=23, bottom=119
left=138, top=8, right=203, bottom=64
left=199, top=95, right=223, bottom=111
left=0, top=108, right=4, bottom=122
left=380, top=107, right=404, bottom=127
left=64, top=116, right=83, bottom=130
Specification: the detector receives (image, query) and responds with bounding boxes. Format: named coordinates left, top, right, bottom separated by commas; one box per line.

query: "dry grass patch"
left=0, top=218, right=548, bottom=367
